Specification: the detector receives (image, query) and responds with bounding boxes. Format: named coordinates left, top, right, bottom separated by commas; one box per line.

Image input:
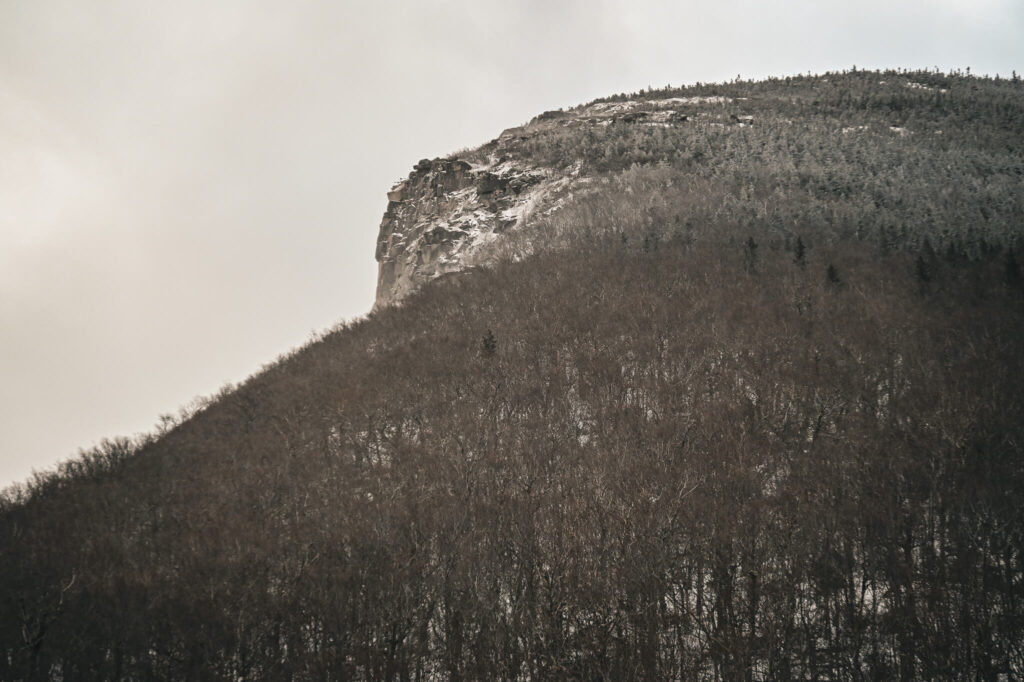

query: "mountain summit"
left=375, top=69, right=1023, bottom=308
left=3, top=69, right=1024, bottom=680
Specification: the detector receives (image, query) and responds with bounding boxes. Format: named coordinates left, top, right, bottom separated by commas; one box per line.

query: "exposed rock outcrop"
left=372, top=94, right=742, bottom=308
left=373, top=154, right=557, bottom=308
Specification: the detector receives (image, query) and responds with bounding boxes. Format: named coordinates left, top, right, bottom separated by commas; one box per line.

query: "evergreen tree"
left=744, top=237, right=759, bottom=272
left=794, top=236, right=807, bottom=268
left=915, top=255, right=931, bottom=283
left=481, top=329, right=497, bottom=356
left=1007, top=250, right=1021, bottom=287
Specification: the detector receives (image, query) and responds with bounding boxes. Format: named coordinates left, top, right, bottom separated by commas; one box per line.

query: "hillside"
left=374, top=68, right=1023, bottom=308
left=3, top=69, right=1024, bottom=681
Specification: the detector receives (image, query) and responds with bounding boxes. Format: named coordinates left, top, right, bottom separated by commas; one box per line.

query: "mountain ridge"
left=3, top=68, right=1024, bottom=680
left=374, top=67, right=1024, bottom=308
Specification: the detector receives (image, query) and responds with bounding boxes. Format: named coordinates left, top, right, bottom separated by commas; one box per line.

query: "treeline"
left=2, top=230, right=1023, bottom=679
left=592, top=68, right=1024, bottom=148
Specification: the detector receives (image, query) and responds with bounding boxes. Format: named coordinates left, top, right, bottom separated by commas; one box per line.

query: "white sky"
left=1, top=0, right=1022, bottom=487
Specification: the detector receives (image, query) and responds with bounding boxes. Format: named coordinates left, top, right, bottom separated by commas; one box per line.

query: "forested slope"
left=3, top=70, right=1024, bottom=681
left=375, top=68, right=1024, bottom=309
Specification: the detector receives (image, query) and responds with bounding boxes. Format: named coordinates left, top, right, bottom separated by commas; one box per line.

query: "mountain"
left=374, top=68, right=1023, bottom=308
left=3, top=69, right=1024, bottom=681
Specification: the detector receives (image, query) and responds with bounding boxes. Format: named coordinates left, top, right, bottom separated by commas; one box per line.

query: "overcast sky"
left=1, top=0, right=1022, bottom=487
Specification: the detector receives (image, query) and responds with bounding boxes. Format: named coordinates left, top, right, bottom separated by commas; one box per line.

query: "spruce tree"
left=481, top=329, right=497, bottom=356
left=794, top=236, right=807, bottom=268
left=744, top=237, right=758, bottom=273
left=1006, top=250, right=1021, bottom=287
left=915, top=255, right=931, bottom=283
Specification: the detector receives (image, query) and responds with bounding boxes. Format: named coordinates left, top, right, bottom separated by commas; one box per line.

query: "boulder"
left=475, top=172, right=508, bottom=195
left=387, top=182, right=407, bottom=202
left=619, top=111, right=650, bottom=123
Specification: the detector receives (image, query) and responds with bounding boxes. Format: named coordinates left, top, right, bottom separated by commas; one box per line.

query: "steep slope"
left=3, top=70, right=1024, bottom=681
left=374, top=95, right=733, bottom=306
left=374, top=154, right=570, bottom=306
left=375, top=69, right=1024, bottom=307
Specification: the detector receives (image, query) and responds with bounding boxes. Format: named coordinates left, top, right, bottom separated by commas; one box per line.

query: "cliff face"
left=373, top=95, right=740, bottom=308
left=373, top=144, right=571, bottom=308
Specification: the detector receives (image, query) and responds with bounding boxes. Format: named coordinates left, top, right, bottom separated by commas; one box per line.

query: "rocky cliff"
left=373, top=141, right=575, bottom=309
left=373, top=95, right=741, bottom=308
left=373, top=151, right=566, bottom=308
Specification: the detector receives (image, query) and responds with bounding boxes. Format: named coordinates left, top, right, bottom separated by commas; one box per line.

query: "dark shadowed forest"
left=2, top=69, right=1024, bottom=680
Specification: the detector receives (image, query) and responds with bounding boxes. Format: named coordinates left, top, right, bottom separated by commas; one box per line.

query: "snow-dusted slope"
left=373, top=95, right=740, bottom=308
left=373, top=153, right=576, bottom=308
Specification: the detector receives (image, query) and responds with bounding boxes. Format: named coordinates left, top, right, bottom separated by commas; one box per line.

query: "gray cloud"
left=1, top=0, right=1021, bottom=486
